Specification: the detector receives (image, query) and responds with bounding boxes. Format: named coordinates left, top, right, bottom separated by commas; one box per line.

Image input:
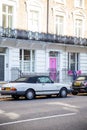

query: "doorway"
left=0, top=55, right=4, bottom=81
left=49, top=51, right=58, bottom=81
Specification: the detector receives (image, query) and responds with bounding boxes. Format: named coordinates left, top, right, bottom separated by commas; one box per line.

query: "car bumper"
left=0, top=90, right=25, bottom=96
left=72, top=86, right=87, bottom=93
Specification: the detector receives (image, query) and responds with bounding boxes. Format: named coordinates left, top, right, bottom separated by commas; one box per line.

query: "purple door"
left=49, top=58, right=56, bottom=81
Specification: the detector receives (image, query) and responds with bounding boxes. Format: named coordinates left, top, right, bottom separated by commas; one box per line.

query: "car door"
left=38, top=77, right=58, bottom=95
left=25, top=77, right=43, bottom=94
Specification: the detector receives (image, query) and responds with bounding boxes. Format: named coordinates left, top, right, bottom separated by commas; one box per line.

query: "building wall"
left=7, top=48, right=20, bottom=81
left=35, top=50, right=47, bottom=73
left=1, top=0, right=87, bottom=82
left=16, top=0, right=47, bottom=33
left=80, top=53, right=87, bottom=74
left=61, top=51, right=87, bottom=82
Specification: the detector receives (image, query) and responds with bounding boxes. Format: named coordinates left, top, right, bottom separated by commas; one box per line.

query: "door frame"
left=0, top=54, right=5, bottom=81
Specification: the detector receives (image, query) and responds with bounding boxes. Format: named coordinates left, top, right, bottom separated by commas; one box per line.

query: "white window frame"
left=55, top=15, right=64, bottom=35
left=0, top=0, right=17, bottom=28
left=74, top=0, right=84, bottom=8
left=74, top=17, right=84, bottom=37
left=68, top=53, right=79, bottom=71
left=2, top=4, right=13, bottom=28
left=74, top=18, right=83, bottom=37
left=29, top=9, right=40, bottom=32
left=20, top=49, right=35, bottom=73
left=73, top=10, right=86, bottom=38
left=54, top=13, right=66, bottom=35
left=53, top=6, right=66, bottom=35
left=26, top=0, right=43, bottom=32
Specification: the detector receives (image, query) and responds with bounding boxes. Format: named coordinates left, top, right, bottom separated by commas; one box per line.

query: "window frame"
left=29, top=9, right=40, bottom=32
left=55, top=15, right=64, bottom=35
left=74, top=0, right=84, bottom=8
left=0, top=0, right=17, bottom=28
left=20, top=49, right=35, bottom=73
left=2, top=4, right=13, bottom=28
left=53, top=6, right=66, bottom=35
left=74, top=18, right=83, bottom=37
left=26, top=0, right=43, bottom=32
left=68, top=52, right=79, bottom=71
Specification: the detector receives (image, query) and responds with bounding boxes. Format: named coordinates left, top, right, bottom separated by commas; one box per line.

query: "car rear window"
left=76, top=77, right=86, bottom=81
left=15, top=77, right=28, bottom=82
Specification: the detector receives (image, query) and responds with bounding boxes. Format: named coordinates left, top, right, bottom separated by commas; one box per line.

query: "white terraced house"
left=0, top=0, right=87, bottom=83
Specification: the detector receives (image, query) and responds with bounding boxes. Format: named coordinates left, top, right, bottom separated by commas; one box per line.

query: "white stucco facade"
left=1, top=42, right=87, bottom=83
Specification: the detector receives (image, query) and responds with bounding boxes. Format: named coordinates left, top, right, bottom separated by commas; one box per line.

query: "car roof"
left=13, top=75, right=51, bottom=83
left=77, top=74, right=87, bottom=77
left=20, top=75, right=49, bottom=78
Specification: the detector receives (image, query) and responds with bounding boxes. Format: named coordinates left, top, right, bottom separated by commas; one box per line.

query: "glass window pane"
left=8, top=15, right=12, bottom=28
left=24, top=61, right=30, bottom=71
left=2, top=4, right=13, bottom=28
left=68, top=53, right=79, bottom=71
left=20, top=50, right=35, bottom=73
left=8, top=6, right=13, bottom=14
left=2, top=5, right=6, bottom=12
left=29, top=10, right=39, bottom=31
left=2, top=15, right=6, bottom=27
left=75, top=19, right=82, bottom=37
left=76, top=0, right=82, bottom=7
left=56, top=16, right=64, bottom=35
left=20, top=50, right=22, bottom=60
left=24, top=50, right=30, bottom=60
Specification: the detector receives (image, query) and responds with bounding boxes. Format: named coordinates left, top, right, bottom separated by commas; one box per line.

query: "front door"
left=49, top=58, right=57, bottom=81
left=0, top=55, right=4, bottom=81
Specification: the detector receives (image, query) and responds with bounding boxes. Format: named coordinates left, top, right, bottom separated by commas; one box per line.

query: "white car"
left=0, top=75, right=71, bottom=100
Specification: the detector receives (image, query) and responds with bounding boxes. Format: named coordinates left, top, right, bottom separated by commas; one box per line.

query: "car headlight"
left=1, top=87, right=5, bottom=90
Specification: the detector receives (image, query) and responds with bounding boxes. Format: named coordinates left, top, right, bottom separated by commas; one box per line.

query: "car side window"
left=37, top=77, right=52, bottom=83
left=85, top=76, right=87, bottom=80
left=27, top=77, right=37, bottom=83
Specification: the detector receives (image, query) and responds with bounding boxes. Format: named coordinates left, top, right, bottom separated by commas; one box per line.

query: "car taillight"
left=1, top=87, right=5, bottom=90
left=11, top=87, right=17, bottom=91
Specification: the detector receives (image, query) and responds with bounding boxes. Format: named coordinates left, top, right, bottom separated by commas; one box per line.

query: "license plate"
left=5, top=87, right=11, bottom=91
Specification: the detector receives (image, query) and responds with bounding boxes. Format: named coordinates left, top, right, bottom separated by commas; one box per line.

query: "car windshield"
left=76, top=77, right=86, bottom=81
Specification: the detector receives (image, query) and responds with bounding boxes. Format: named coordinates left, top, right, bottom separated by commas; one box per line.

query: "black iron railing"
left=0, top=27, right=87, bottom=46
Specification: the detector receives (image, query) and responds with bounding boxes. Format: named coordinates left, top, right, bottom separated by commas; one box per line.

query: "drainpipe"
left=47, top=0, right=49, bottom=34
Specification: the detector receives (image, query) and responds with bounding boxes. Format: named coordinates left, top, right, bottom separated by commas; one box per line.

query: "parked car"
left=0, top=75, right=71, bottom=100
left=71, top=75, right=87, bottom=95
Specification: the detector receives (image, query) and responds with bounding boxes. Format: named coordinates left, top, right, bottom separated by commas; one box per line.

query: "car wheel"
left=26, top=89, right=35, bottom=100
left=72, top=91, right=78, bottom=95
left=59, top=88, right=67, bottom=98
left=12, top=95, right=19, bottom=100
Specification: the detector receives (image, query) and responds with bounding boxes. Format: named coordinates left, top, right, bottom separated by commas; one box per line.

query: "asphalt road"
left=0, top=94, right=87, bottom=130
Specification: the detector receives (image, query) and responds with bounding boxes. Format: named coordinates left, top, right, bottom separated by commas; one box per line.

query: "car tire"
left=26, top=89, right=35, bottom=100
left=59, top=88, right=67, bottom=98
left=72, top=91, right=78, bottom=95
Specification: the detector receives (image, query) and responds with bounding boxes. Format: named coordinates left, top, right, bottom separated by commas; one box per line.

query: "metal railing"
left=0, top=27, right=87, bottom=46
